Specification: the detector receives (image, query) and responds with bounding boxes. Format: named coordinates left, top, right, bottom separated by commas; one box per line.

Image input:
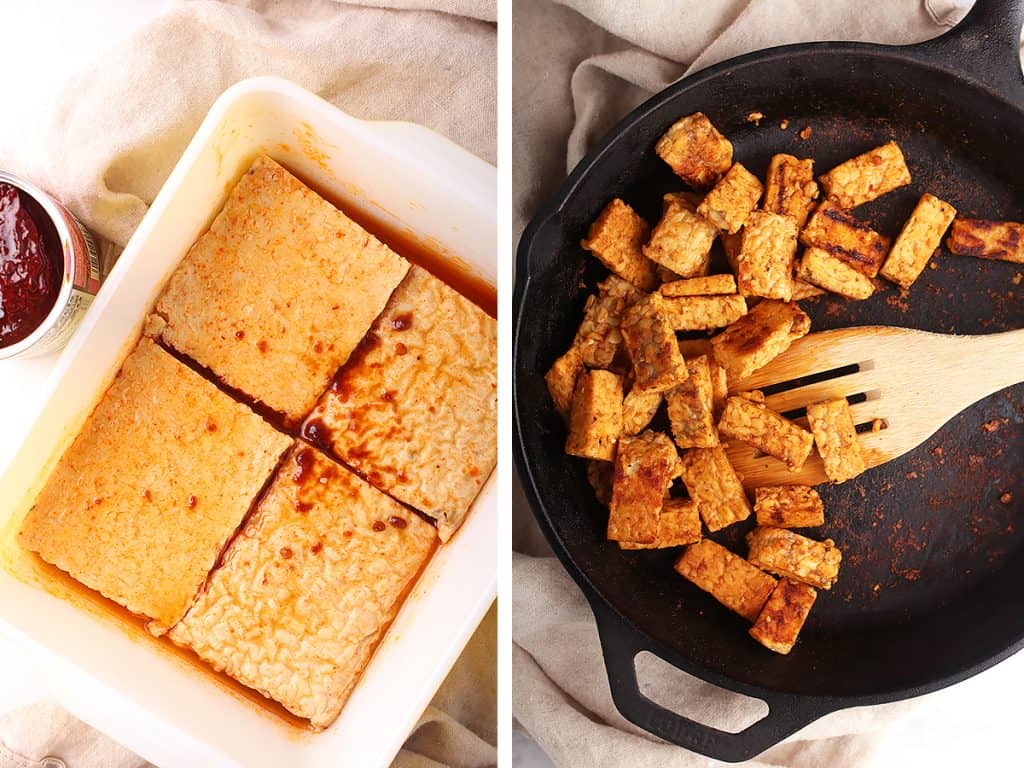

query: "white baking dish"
left=0, top=76, right=496, bottom=768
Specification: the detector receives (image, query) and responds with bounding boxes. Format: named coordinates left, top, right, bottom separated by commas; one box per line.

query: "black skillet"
left=513, top=0, right=1024, bottom=761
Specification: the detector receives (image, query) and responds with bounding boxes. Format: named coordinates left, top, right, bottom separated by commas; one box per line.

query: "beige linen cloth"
left=0, top=1, right=495, bottom=767
left=513, top=0, right=1022, bottom=766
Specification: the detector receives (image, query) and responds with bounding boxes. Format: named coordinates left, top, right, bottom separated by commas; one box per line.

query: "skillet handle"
left=590, top=596, right=835, bottom=763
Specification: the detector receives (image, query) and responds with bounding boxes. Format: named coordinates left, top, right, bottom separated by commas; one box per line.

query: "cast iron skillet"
left=513, top=0, right=1024, bottom=761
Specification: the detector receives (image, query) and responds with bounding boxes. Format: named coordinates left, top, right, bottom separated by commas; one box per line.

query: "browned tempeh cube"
left=791, top=279, right=827, bottom=300
left=737, top=211, right=798, bottom=300
left=662, top=295, right=747, bottom=331
left=619, top=498, right=702, bottom=550
left=581, top=199, right=658, bottom=290
left=754, top=486, right=825, bottom=528
left=945, top=218, right=1024, bottom=264
left=666, top=355, right=719, bottom=449
left=546, top=346, right=584, bottom=420
left=565, top=370, right=623, bottom=461
left=676, top=340, right=728, bottom=416
left=711, top=300, right=811, bottom=380
left=621, top=294, right=689, bottom=392
left=718, top=397, right=814, bottom=471
left=655, top=113, right=733, bottom=189
left=662, top=190, right=703, bottom=213
left=819, top=141, right=911, bottom=209
left=675, top=539, right=776, bottom=621
left=806, top=398, right=866, bottom=483
left=574, top=275, right=643, bottom=368
left=622, top=386, right=663, bottom=435
left=763, top=154, right=819, bottom=228
left=746, top=527, right=842, bottom=590
left=801, top=202, right=891, bottom=278
left=698, top=163, right=764, bottom=234
left=659, top=274, right=737, bottom=297
left=643, top=195, right=718, bottom=278
left=587, top=460, right=614, bottom=507
left=608, top=431, right=679, bottom=543
left=797, top=247, right=875, bottom=300
left=678, top=446, right=751, bottom=532
left=880, top=194, right=957, bottom=289
left=749, top=579, right=817, bottom=654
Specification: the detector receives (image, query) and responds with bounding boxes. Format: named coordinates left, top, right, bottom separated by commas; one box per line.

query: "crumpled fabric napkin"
left=0, top=1, right=495, bottom=766
left=511, top=0, right=1019, bottom=766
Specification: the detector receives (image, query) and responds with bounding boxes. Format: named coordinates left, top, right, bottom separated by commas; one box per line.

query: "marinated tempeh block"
left=677, top=339, right=729, bottom=416
left=763, top=154, right=819, bottom=228
left=737, top=211, right=798, bottom=300
left=574, top=275, right=643, bottom=368
left=711, top=300, right=811, bottom=380
left=819, top=141, right=911, bottom=209
left=566, top=369, right=624, bottom=462
left=800, top=202, right=891, bottom=278
left=678, top=446, right=752, bottom=531
left=718, top=396, right=814, bottom=471
left=945, top=218, right=1024, bottom=264
left=619, top=498, right=702, bottom=550
left=608, top=431, right=679, bottom=543
left=621, top=294, right=689, bottom=392
left=746, top=526, right=842, bottom=590
left=797, top=246, right=875, bottom=300
left=655, top=112, right=733, bottom=189
left=581, top=198, right=659, bottom=290
left=791, top=279, right=827, bottom=300
left=643, top=195, right=718, bottom=278
left=622, top=385, right=663, bottom=435
left=660, top=273, right=737, bottom=297
left=880, top=194, right=957, bottom=289
left=697, top=163, right=764, bottom=234
left=675, top=539, right=776, bottom=621
left=587, top=460, right=614, bottom=507
left=666, top=355, right=719, bottom=449
left=806, top=398, right=867, bottom=483
left=754, top=486, right=825, bottom=528
left=546, top=346, right=584, bottom=420
left=662, top=295, right=747, bottom=331
left=749, top=579, right=817, bottom=654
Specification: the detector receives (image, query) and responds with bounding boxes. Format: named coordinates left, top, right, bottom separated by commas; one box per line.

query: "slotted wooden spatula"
left=724, top=325, right=1024, bottom=488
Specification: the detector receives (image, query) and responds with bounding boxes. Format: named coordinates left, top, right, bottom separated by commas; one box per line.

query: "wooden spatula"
left=723, top=325, right=1024, bottom=488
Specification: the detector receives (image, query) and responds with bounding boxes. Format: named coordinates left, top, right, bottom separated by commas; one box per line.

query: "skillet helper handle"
left=590, top=597, right=832, bottom=763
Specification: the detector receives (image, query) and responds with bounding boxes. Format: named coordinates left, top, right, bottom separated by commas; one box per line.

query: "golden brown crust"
left=800, top=202, right=891, bottom=278
left=581, top=199, right=659, bottom=290
left=749, top=579, right=817, bottom=654
left=945, top=218, right=1024, bottom=264
left=763, top=154, right=819, bottom=228
left=806, top=398, right=866, bottom=483
left=659, top=274, right=737, bottom=297
left=666, top=355, right=719, bottom=449
left=880, top=194, right=957, bottom=289
left=678, top=446, right=751, bottom=531
left=717, top=397, right=814, bottom=471
left=675, top=540, right=776, bottom=621
left=697, top=163, right=764, bottom=234
left=619, top=498, right=701, bottom=550
left=622, top=385, right=663, bottom=436
left=791, top=279, right=827, bottom=300
left=710, top=300, right=811, bottom=380
left=819, top=141, right=911, bottom=209
left=608, top=431, right=679, bottom=543
left=746, top=526, right=842, bottom=590
left=643, top=196, right=719, bottom=278
left=797, top=246, right=876, bottom=300
left=754, top=486, right=825, bottom=528
left=545, top=346, right=584, bottom=420
left=737, top=211, right=798, bottom=300
left=655, top=113, right=733, bottom=188
left=566, top=369, right=624, bottom=462
left=575, top=275, right=643, bottom=368
left=621, top=294, right=689, bottom=392
left=661, top=295, right=748, bottom=331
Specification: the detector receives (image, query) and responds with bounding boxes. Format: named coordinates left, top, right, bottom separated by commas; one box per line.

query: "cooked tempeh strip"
left=746, top=526, right=842, bottom=590
left=698, top=163, right=764, bottom=234
left=666, top=355, right=719, bottom=449
left=754, top=486, right=825, bottom=528
left=797, top=246, right=875, bottom=300
left=678, top=339, right=729, bottom=416
left=806, top=398, right=866, bottom=483
left=581, top=199, right=658, bottom=290
left=662, top=295, right=747, bottom=331
left=737, top=211, right=798, bottom=300
left=566, top=370, right=623, bottom=461
left=546, top=346, right=584, bottom=420
left=678, top=446, right=752, bottom=531
left=880, top=194, right=957, bottom=289
left=675, top=539, right=776, bottom=621
left=643, top=195, right=719, bottom=278
left=608, top=431, right=679, bottom=543
left=763, top=154, right=819, bottom=228
left=575, top=275, right=643, bottom=368
left=621, top=294, right=689, bottom=392
left=718, top=396, right=814, bottom=471
left=622, top=386, right=663, bottom=435
left=619, top=498, right=701, bottom=550
left=660, top=274, right=737, bottom=297
left=655, top=113, right=733, bottom=189
left=791, top=279, right=827, bottom=300
left=711, top=300, right=811, bottom=380
left=801, top=202, right=891, bottom=278
left=819, top=141, right=911, bottom=209
left=587, top=460, right=614, bottom=507
left=945, top=218, right=1024, bottom=264
left=749, top=579, right=817, bottom=654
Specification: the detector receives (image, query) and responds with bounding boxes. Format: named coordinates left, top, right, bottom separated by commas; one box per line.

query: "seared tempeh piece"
left=819, top=141, right=911, bottom=209
left=587, top=460, right=614, bottom=507
left=749, top=579, right=817, bottom=654
left=746, top=526, right=842, bottom=590
left=643, top=194, right=719, bottom=278
left=737, top=211, right=798, bottom=300
left=608, top=431, right=679, bottom=543
left=581, top=199, right=658, bottom=290
left=675, top=539, right=776, bottom=621
left=619, top=498, right=702, bottom=550
left=662, top=295, right=747, bottom=331
left=711, top=300, right=811, bottom=380
left=662, top=190, right=703, bottom=212
left=754, top=486, right=825, bottom=528
left=678, top=339, right=729, bottom=416
left=566, top=369, right=623, bottom=461
left=698, top=163, right=764, bottom=234
left=621, top=294, right=689, bottom=392
left=880, top=194, right=957, bottom=289
left=678, top=446, right=752, bottom=531
left=655, top=112, right=733, bottom=189
left=666, top=355, right=719, bottom=449
left=660, top=274, right=737, bottom=297
left=801, top=202, right=891, bottom=278
left=546, top=346, right=584, bottom=420
left=622, top=385, right=663, bottom=435
left=806, top=398, right=866, bottom=483
left=575, top=275, right=643, bottom=368
left=718, top=396, right=814, bottom=471
left=945, top=218, right=1024, bottom=264
left=763, top=154, right=819, bottom=228
left=791, top=279, right=827, bottom=300
left=797, top=247, right=875, bottom=300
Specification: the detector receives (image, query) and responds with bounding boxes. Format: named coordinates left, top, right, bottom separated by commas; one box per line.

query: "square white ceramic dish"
left=0, top=76, right=496, bottom=768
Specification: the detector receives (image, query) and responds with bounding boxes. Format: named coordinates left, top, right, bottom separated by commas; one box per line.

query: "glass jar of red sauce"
left=0, top=171, right=100, bottom=359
